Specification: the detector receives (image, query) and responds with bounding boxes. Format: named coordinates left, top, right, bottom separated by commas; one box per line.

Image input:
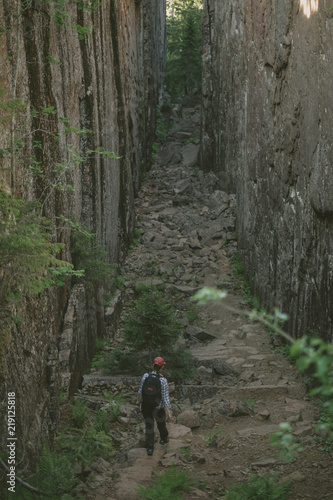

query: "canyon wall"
left=201, top=0, right=333, bottom=342
left=0, top=0, right=166, bottom=464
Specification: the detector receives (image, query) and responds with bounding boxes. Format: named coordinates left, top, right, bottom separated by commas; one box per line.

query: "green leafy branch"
left=270, top=423, right=303, bottom=463
left=72, top=23, right=91, bottom=40
left=73, top=0, right=102, bottom=12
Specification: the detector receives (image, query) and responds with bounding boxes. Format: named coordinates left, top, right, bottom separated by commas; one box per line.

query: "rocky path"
left=76, top=104, right=333, bottom=500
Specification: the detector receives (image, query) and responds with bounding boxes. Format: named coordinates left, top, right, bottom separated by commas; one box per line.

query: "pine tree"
left=166, top=0, right=202, bottom=100
left=123, top=290, right=182, bottom=359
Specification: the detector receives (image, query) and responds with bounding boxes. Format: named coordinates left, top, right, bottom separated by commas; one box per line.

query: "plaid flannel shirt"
left=138, top=371, right=171, bottom=409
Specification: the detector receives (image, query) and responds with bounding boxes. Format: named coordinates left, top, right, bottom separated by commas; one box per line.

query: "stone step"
left=223, top=384, right=289, bottom=401
left=237, top=424, right=281, bottom=438
left=82, top=374, right=141, bottom=389
left=176, top=384, right=227, bottom=404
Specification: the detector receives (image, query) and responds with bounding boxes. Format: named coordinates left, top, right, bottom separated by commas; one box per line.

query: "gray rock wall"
left=0, top=0, right=165, bottom=462
left=201, top=0, right=333, bottom=341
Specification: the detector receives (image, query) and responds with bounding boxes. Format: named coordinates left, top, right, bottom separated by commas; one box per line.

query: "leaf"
left=289, top=338, right=306, bottom=358
left=296, top=356, right=312, bottom=372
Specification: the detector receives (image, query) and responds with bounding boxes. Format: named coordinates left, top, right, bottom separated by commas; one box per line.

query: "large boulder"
left=176, top=410, right=201, bottom=429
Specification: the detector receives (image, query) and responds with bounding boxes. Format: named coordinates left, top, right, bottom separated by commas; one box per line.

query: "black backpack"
left=142, top=373, right=161, bottom=408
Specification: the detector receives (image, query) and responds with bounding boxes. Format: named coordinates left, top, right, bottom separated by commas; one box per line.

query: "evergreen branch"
left=0, top=458, right=52, bottom=497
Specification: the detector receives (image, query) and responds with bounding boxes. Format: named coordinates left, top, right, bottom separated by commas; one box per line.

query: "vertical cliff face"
left=201, top=0, right=333, bottom=341
left=0, top=0, right=166, bottom=462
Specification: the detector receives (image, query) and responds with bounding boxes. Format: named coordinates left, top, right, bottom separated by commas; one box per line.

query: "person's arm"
left=136, top=373, right=147, bottom=407
left=161, top=378, right=174, bottom=422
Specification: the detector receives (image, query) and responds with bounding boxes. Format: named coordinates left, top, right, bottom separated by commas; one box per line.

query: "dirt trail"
left=77, top=103, right=333, bottom=500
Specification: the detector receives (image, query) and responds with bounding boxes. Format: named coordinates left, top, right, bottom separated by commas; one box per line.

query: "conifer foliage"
left=123, top=290, right=182, bottom=355
left=0, top=193, right=80, bottom=303
left=166, top=0, right=202, bottom=100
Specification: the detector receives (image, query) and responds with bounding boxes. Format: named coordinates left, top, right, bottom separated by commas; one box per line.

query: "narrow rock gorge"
left=0, top=0, right=332, bottom=492
left=201, top=0, right=333, bottom=342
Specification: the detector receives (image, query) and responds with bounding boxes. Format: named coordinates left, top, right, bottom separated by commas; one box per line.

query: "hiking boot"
left=159, top=438, right=169, bottom=445
left=147, top=448, right=154, bottom=456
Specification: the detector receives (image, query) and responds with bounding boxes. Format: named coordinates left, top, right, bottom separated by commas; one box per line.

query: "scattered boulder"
left=258, top=409, right=271, bottom=420
left=208, top=190, right=230, bottom=210
left=195, top=366, right=213, bottom=382
left=282, top=470, right=305, bottom=482
left=212, top=359, right=237, bottom=376
left=293, top=425, right=313, bottom=437
left=168, top=424, right=193, bottom=440
left=251, top=458, right=277, bottom=468
left=186, top=326, right=215, bottom=342
left=182, top=143, right=199, bottom=168
left=217, top=400, right=254, bottom=417
left=173, top=178, right=192, bottom=194
left=187, top=487, right=210, bottom=499
left=177, top=410, right=201, bottom=429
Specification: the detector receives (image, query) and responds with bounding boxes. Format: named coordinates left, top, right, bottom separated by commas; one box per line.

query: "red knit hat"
left=153, top=357, right=166, bottom=367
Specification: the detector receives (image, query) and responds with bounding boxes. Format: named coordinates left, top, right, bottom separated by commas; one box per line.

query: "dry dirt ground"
left=70, top=104, right=333, bottom=500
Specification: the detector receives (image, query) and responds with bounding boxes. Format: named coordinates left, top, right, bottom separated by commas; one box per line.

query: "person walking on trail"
left=136, top=356, right=174, bottom=456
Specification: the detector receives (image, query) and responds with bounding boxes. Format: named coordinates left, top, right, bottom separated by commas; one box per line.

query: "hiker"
left=136, top=356, right=174, bottom=456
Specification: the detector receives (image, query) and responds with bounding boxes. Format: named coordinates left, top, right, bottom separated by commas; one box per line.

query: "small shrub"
left=271, top=423, right=303, bottom=463
left=70, top=225, right=116, bottom=294
left=134, top=227, right=141, bottom=240
left=134, top=281, right=153, bottom=294
left=70, top=399, right=88, bottom=429
left=34, top=447, right=76, bottom=497
left=243, top=399, right=256, bottom=409
left=138, top=466, right=193, bottom=500
left=106, top=397, right=122, bottom=422
left=57, top=427, right=114, bottom=472
left=316, top=399, right=333, bottom=452
left=95, top=337, right=108, bottom=352
left=224, top=474, right=293, bottom=500
left=203, top=427, right=222, bottom=447
left=59, top=390, right=67, bottom=404
left=156, top=122, right=166, bottom=140
left=0, top=193, right=76, bottom=303
left=99, top=348, right=146, bottom=375
left=185, top=301, right=199, bottom=324
left=277, top=344, right=296, bottom=364
left=123, top=290, right=182, bottom=357
left=114, top=272, right=125, bottom=290
left=94, top=409, right=111, bottom=434
left=160, top=103, right=172, bottom=113
left=232, top=252, right=244, bottom=279
left=165, top=346, right=196, bottom=384
left=179, top=446, right=191, bottom=460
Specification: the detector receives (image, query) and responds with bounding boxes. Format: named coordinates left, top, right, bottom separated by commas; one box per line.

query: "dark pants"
left=142, top=404, right=168, bottom=448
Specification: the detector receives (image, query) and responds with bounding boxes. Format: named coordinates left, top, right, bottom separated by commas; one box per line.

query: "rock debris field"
left=73, top=104, right=333, bottom=500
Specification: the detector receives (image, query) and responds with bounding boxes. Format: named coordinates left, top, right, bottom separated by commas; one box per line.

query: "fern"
left=224, top=474, right=292, bottom=500
left=57, top=427, right=114, bottom=471
left=139, top=466, right=193, bottom=500
left=70, top=399, right=88, bottom=428
left=94, top=409, right=111, bottom=433
left=36, top=447, right=76, bottom=496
